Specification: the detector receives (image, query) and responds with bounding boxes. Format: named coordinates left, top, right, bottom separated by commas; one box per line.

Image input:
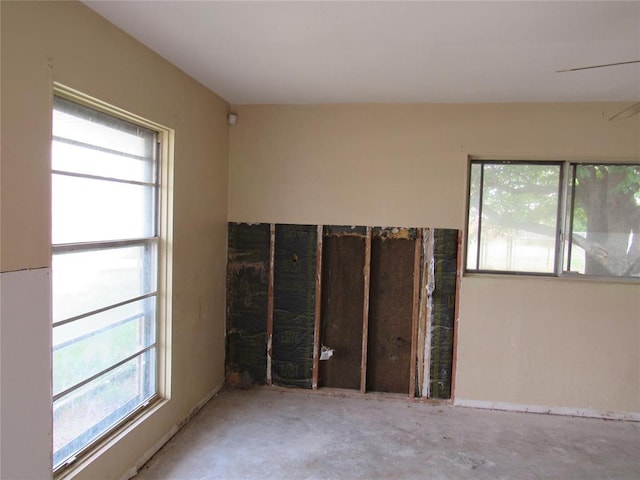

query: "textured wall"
left=1, top=2, right=229, bottom=478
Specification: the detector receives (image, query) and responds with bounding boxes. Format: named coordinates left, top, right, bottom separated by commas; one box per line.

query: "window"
left=466, top=160, right=640, bottom=279
left=51, top=91, right=169, bottom=471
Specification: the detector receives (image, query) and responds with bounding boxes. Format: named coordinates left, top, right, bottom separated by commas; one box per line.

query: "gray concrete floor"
left=134, top=388, right=640, bottom=480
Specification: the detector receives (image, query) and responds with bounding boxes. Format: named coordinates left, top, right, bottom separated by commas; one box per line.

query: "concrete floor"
left=134, top=388, right=640, bottom=480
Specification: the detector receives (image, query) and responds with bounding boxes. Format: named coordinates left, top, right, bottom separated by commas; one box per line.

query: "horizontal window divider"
left=52, top=169, right=157, bottom=188
left=465, top=269, right=556, bottom=277
left=53, top=135, right=152, bottom=162
left=53, top=311, right=148, bottom=352
left=53, top=237, right=158, bottom=253
left=53, top=344, right=156, bottom=403
left=53, top=292, right=157, bottom=328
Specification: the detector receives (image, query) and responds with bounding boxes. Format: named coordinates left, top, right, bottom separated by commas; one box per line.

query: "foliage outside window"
left=51, top=94, right=163, bottom=471
left=466, top=160, right=640, bottom=279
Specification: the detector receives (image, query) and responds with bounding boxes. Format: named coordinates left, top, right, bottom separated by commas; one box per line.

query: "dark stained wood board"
left=366, top=228, right=417, bottom=394
left=319, top=227, right=367, bottom=390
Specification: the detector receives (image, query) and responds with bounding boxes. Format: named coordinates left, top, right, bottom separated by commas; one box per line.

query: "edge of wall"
left=454, top=398, right=640, bottom=422
left=120, top=382, right=225, bottom=480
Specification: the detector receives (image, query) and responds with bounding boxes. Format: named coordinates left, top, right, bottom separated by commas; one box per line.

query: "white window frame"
left=465, top=158, right=640, bottom=280
left=51, top=84, right=173, bottom=474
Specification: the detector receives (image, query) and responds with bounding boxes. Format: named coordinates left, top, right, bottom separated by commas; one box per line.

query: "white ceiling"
left=84, top=1, right=640, bottom=105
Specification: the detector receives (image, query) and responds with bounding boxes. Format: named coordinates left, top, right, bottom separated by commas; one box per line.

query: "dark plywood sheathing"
left=367, top=227, right=416, bottom=394
left=266, top=224, right=275, bottom=386
left=359, top=226, right=372, bottom=394
left=450, top=230, right=463, bottom=401
left=319, top=226, right=366, bottom=390
left=409, top=228, right=422, bottom=398
left=312, top=225, right=323, bottom=390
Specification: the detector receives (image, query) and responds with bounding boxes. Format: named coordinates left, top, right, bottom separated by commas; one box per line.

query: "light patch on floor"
left=134, top=388, right=640, bottom=480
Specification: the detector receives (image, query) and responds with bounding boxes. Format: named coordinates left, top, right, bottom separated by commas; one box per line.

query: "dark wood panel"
left=366, top=228, right=416, bottom=393
left=319, top=231, right=366, bottom=390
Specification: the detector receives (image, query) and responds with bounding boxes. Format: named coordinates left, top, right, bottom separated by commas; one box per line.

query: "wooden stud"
left=416, top=228, right=429, bottom=397
left=449, top=230, right=463, bottom=402
left=359, top=226, right=372, bottom=394
left=312, top=225, right=324, bottom=390
left=409, top=229, right=422, bottom=398
left=266, top=224, right=275, bottom=386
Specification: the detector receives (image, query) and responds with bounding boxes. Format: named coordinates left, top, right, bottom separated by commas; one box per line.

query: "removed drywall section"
left=319, top=226, right=367, bottom=390
left=367, top=228, right=417, bottom=394
left=225, top=223, right=459, bottom=399
left=226, top=223, right=270, bottom=386
left=272, top=224, right=318, bottom=388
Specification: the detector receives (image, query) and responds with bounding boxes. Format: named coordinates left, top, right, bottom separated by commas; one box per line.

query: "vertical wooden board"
left=312, top=225, right=323, bottom=389
left=266, top=224, right=275, bottom=385
left=360, top=227, right=372, bottom=393
left=409, top=229, right=422, bottom=398
left=429, top=228, right=459, bottom=399
left=272, top=224, right=318, bottom=388
left=319, top=228, right=366, bottom=390
left=416, top=228, right=431, bottom=397
left=366, top=228, right=416, bottom=394
left=226, top=222, right=270, bottom=385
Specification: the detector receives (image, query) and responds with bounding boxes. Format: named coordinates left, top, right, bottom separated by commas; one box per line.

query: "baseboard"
left=453, top=398, right=640, bottom=422
left=121, top=382, right=225, bottom=480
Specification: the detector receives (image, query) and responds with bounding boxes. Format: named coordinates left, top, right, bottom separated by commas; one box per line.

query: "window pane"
left=53, top=349, right=156, bottom=468
left=466, top=163, right=481, bottom=270
left=52, top=140, right=155, bottom=183
left=52, top=173, right=155, bottom=244
left=475, top=163, right=560, bottom=273
left=52, top=94, right=161, bottom=471
left=568, top=165, right=640, bottom=277
left=52, top=244, right=156, bottom=322
left=52, top=98, right=155, bottom=159
left=53, top=297, right=156, bottom=397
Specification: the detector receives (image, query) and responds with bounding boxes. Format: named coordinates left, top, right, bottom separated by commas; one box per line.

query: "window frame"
left=464, top=157, right=640, bottom=281
left=51, top=84, right=173, bottom=475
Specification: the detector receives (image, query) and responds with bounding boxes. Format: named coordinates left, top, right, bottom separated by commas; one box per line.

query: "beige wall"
left=1, top=2, right=229, bottom=479
left=229, top=104, right=640, bottom=414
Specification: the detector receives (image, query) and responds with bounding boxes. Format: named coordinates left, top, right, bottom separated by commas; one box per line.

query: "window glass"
left=53, top=350, right=156, bottom=468
left=53, top=297, right=156, bottom=397
left=52, top=140, right=155, bottom=183
left=52, top=244, right=156, bottom=322
left=470, top=162, right=560, bottom=273
left=52, top=174, right=155, bottom=244
left=565, top=165, right=640, bottom=277
left=467, top=160, right=640, bottom=279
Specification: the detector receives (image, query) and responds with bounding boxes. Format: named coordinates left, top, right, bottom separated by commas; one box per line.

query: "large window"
left=51, top=92, right=168, bottom=471
left=466, top=160, right=640, bottom=279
